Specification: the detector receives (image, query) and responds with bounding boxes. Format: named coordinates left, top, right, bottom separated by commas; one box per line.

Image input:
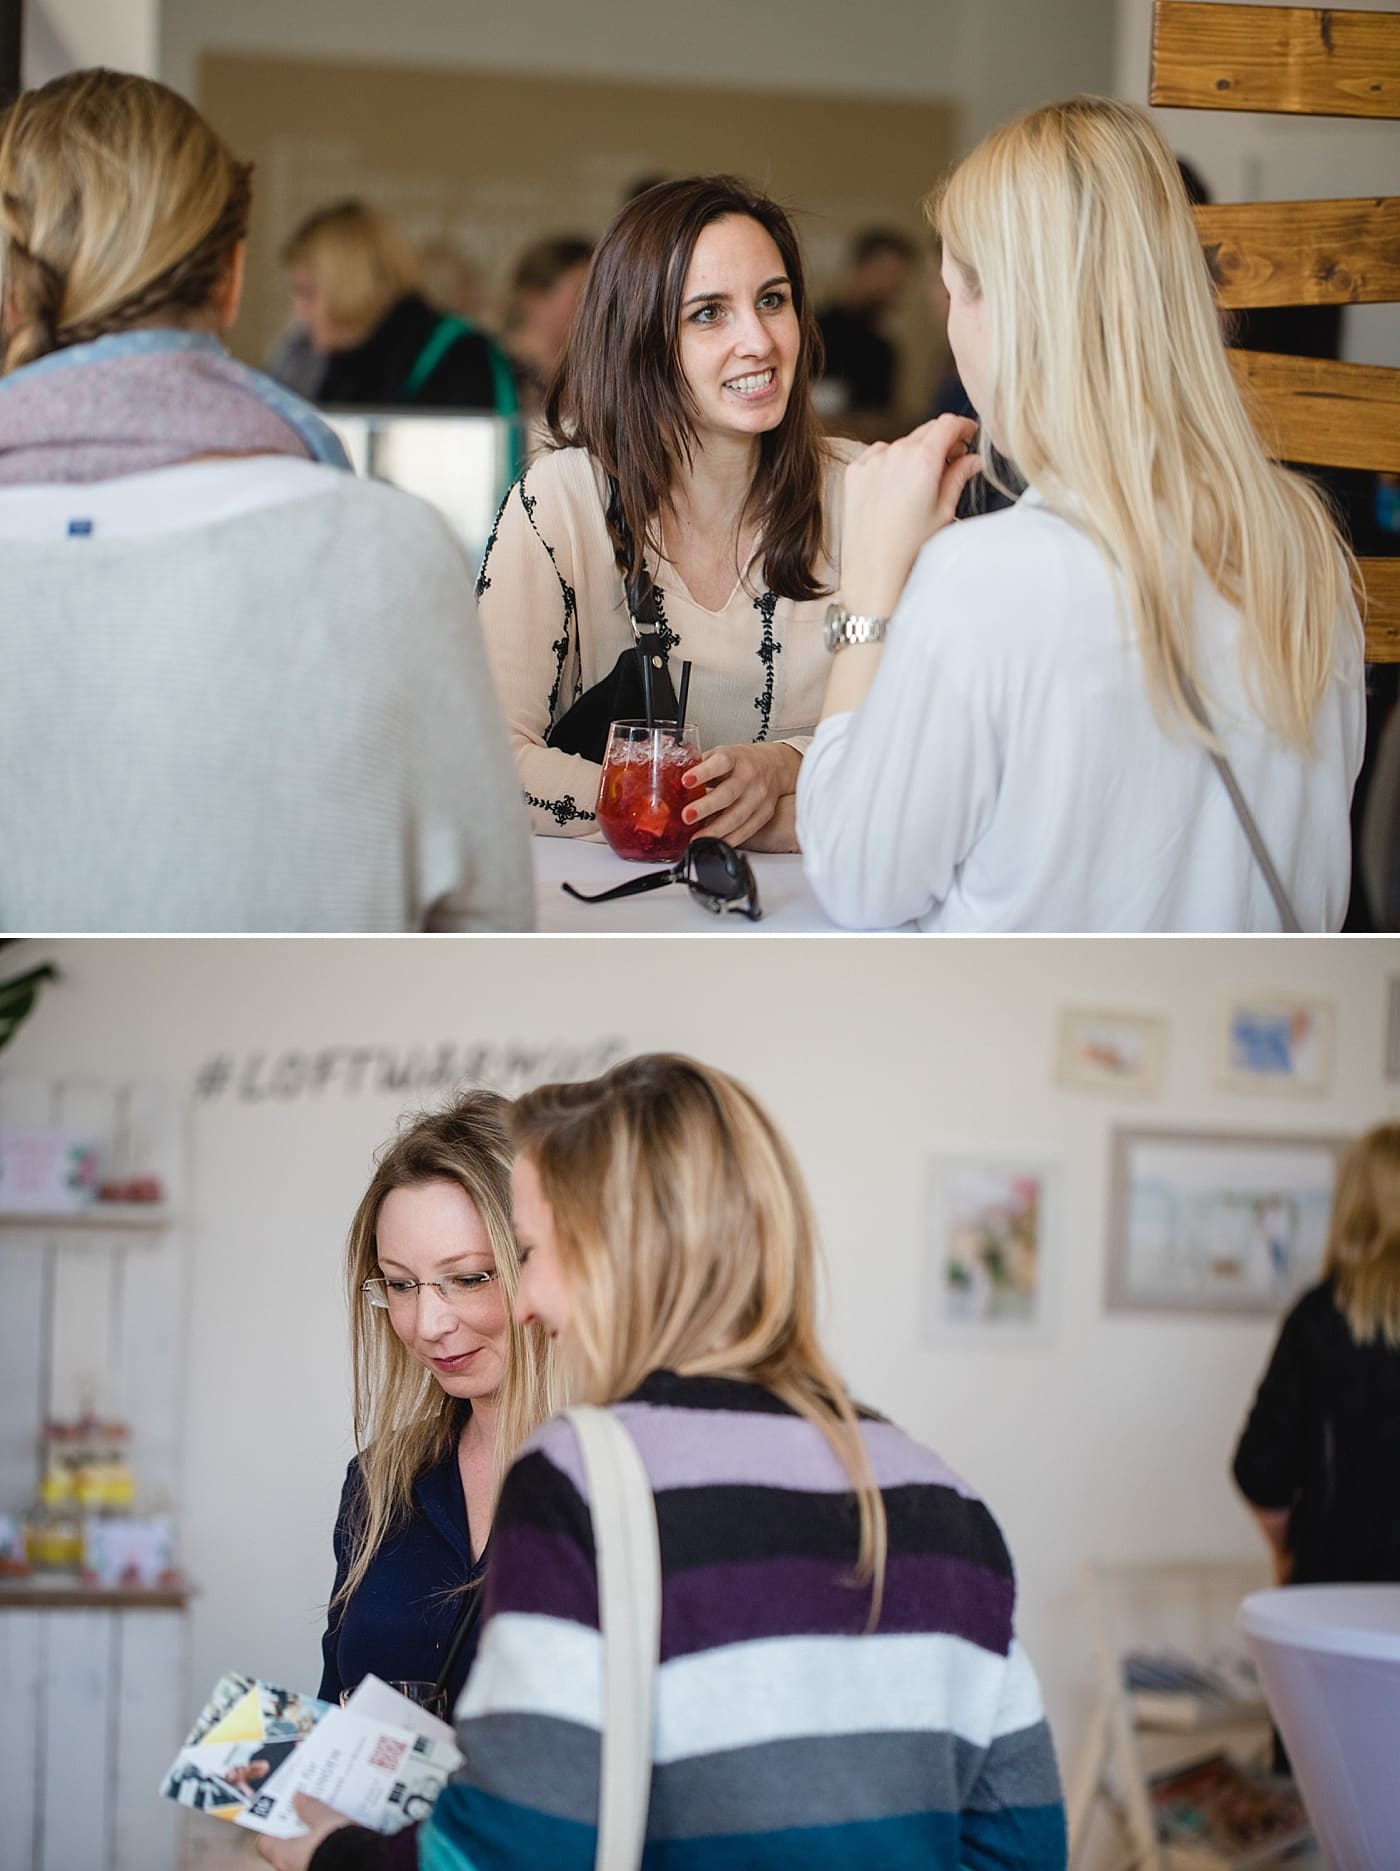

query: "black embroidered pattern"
left=651, top=586, right=681, bottom=661
left=751, top=589, right=780, bottom=741
left=517, top=478, right=579, bottom=720
left=525, top=791, right=596, bottom=828
left=474, top=478, right=518, bottom=599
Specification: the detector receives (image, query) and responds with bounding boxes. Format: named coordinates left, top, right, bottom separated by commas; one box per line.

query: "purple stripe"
left=526, top=1408, right=979, bottom=1501
left=486, top=1521, right=599, bottom=1630
left=658, top=1552, right=1013, bottom=1662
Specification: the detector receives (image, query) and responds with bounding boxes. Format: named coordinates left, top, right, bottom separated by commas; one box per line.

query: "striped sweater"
left=417, top=1371, right=1066, bottom=1870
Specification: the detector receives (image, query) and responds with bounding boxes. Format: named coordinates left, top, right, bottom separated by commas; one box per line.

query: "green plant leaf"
left=0, top=962, right=58, bottom=1055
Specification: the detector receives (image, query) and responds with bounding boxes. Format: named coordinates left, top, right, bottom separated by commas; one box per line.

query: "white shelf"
left=0, top=1205, right=174, bottom=1232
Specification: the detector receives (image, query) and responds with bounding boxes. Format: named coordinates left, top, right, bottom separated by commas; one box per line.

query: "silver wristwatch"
left=822, top=603, right=888, bottom=653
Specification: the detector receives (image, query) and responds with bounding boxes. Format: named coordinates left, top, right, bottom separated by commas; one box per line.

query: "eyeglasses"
left=361, top=1271, right=498, bottom=1312
left=562, top=836, right=763, bottom=921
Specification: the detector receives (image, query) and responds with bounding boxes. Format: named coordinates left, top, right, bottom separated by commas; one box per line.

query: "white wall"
left=1117, top=0, right=1400, bottom=367
left=158, top=0, right=1117, bottom=154
left=4, top=934, right=1395, bottom=1845
left=27, top=0, right=158, bottom=79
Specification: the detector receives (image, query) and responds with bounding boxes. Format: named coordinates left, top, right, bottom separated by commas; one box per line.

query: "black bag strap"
left=604, top=473, right=676, bottom=715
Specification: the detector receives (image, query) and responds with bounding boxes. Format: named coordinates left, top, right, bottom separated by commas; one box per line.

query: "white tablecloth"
left=531, top=836, right=850, bottom=933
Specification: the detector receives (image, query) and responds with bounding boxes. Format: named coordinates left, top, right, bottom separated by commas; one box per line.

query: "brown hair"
left=510, top=1053, right=887, bottom=1621
left=545, top=175, right=833, bottom=605
left=281, top=200, right=418, bottom=341
left=1324, top=1124, right=1400, bottom=1350
left=334, top=1090, right=555, bottom=1613
left=0, top=68, right=251, bottom=374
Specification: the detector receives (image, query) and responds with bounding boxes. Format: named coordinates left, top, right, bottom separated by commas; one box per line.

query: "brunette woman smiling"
left=476, top=175, right=860, bottom=850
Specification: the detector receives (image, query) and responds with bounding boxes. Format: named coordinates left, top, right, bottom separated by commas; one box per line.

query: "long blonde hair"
left=932, top=96, right=1360, bottom=749
left=334, top=1091, right=554, bottom=1613
left=510, top=1053, right=888, bottom=1619
left=0, top=68, right=251, bottom=374
left=280, top=200, right=418, bottom=341
left=1325, top=1124, right=1400, bottom=1349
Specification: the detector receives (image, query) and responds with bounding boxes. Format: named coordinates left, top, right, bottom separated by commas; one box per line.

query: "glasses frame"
left=560, top=835, right=763, bottom=921
left=361, top=1270, right=499, bottom=1311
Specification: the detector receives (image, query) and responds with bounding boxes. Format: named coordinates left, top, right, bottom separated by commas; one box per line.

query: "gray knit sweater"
left=3, top=472, right=534, bottom=932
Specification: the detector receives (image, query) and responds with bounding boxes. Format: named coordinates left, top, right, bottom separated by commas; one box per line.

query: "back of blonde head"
left=281, top=200, right=418, bottom=339
left=1325, top=1124, right=1400, bottom=1349
left=933, top=96, right=1358, bottom=747
left=511, top=1053, right=888, bottom=1616
left=0, top=68, right=250, bottom=374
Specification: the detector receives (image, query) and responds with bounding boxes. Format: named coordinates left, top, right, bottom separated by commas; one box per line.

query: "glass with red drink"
left=595, top=720, right=702, bottom=862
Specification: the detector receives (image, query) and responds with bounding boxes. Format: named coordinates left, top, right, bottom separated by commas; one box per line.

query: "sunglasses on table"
left=562, top=836, right=763, bottom=922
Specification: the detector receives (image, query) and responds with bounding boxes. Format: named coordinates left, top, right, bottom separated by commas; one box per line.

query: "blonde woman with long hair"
left=1234, top=1123, right=1400, bottom=1594
left=316, top=1093, right=552, bottom=1712
left=271, top=1055, right=1065, bottom=1871
left=797, top=96, right=1364, bottom=931
left=0, top=69, right=532, bottom=933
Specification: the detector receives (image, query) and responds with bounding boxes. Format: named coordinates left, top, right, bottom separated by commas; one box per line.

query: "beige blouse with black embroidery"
left=476, top=440, right=862, bottom=836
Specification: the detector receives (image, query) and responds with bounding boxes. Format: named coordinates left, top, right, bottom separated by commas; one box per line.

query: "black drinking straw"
left=674, top=660, right=692, bottom=742
left=639, top=644, right=654, bottom=731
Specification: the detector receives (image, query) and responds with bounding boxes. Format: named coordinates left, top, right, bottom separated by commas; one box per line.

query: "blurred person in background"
left=476, top=175, right=862, bottom=847
left=417, top=235, right=489, bottom=324
left=0, top=70, right=534, bottom=933
left=282, top=200, right=516, bottom=417
left=815, top=226, right=916, bottom=430
left=501, top=234, right=593, bottom=414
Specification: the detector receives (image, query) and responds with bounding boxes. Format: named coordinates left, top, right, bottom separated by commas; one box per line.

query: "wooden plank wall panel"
left=1194, top=197, right=1400, bottom=306
left=0, top=1076, right=54, bottom=1509
left=1362, top=560, right=1400, bottom=659
left=0, top=1611, right=42, bottom=1869
left=111, top=1612, right=183, bottom=1871
left=1151, top=2, right=1400, bottom=118
left=118, top=1236, right=183, bottom=1510
left=50, top=1083, right=119, bottom=1422
left=1227, top=349, right=1400, bottom=472
left=39, top=1610, right=113, bottom=1871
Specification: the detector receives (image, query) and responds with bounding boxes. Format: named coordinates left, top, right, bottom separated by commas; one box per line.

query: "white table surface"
left=531, top=835, right=854, bottom=934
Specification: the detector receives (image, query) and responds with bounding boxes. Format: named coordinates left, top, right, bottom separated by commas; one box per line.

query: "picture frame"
left=1057, top=1008, right=1165, bottom=1095
left=1218, top=995, right=1333, bottom=1097
left=924, top=1152, right=1061, bottom=1343
left=1105, top=1126, right=1349, bottom=1317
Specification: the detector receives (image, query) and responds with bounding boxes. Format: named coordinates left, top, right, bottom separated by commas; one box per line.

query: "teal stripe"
left=419, top=1784, right=1064, bottom=1870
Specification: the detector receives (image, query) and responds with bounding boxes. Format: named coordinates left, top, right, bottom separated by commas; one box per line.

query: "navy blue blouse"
left=318, top=1432, right=486, bottom=1713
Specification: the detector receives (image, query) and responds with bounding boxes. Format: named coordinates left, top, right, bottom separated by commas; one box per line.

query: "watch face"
left=822, top=604, right=846, bottom=653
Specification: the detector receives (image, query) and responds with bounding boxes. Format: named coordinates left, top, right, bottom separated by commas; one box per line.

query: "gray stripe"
left=456, top=1714, right=1052, bottom=1836
left=964, top=1719, right=1063, bottom=1813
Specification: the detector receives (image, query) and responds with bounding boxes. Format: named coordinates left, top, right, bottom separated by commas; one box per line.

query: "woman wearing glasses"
left=271, top=1055, right=1065, bottom=1871
left=797, top=98, right=1363, bottom=931
left=476, top=175, right=862, bottom=852
left=316, top=1092, right=553, bottom=1711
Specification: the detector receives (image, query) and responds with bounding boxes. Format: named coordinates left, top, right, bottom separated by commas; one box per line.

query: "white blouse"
left=477, top=441, right=860, bottom=836
left=796, top=488, right=1365, bottom=932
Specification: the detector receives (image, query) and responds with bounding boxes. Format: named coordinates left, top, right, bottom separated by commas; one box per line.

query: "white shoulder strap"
left=566, top=1404, right=662, bottom=1871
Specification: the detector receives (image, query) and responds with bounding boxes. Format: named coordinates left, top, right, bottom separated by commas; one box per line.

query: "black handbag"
left=544, top=476, right=678, bottom=763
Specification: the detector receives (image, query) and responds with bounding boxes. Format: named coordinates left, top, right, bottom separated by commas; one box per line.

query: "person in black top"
left=1233, top=1123, right=1400, bottom=1590
left=815, top=226, right=915, bottom=423
left=280, top=200, right=508, bottom=410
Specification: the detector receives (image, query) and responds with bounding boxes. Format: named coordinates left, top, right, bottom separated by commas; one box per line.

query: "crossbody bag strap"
left=1176, top=665, right=1302, bottom=933
left=567, top=1405, right=662, bottom=1871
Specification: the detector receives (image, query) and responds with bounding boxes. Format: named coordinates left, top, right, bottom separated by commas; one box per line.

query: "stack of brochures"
left=1123, top=1646, right=1265, bottom=1729
left=159, top=1670, right=461, bottom=1838
left=1150, top=1752, right=1312, bottom=1867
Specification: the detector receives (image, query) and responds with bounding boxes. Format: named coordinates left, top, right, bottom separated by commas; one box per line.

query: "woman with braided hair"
left=475, top=176, right=862, bottom=846
left=0, top=68, right=532, bottom=934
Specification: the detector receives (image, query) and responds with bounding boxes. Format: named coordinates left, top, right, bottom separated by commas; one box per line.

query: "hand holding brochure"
left=161, top=1671, right=461, bottom=1838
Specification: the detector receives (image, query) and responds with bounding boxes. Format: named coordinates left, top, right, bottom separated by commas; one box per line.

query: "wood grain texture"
left=1227, top=348, right=1400, bottom=471
left=1361, top=559, right=1400, bottom=660
left=1194, top=197, right=1400, bottom=306
left=1151, top=2, right=1400, bottom=118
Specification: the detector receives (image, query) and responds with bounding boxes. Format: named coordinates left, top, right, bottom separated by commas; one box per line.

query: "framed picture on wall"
left=924, top=1153, right=1061, bottom=1343
left=1218, top=995, right=1333, bottom=1096
left=1056, top=1008, right=1165, bottom=1095
left=1105, top=1127, right=1349, bottom=1317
